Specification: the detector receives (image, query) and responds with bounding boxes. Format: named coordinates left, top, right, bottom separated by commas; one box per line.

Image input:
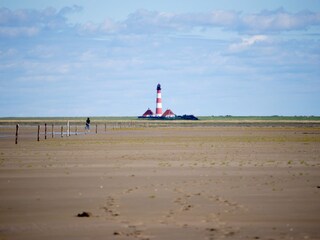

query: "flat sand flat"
left=0, top=125, right=319, bottom=239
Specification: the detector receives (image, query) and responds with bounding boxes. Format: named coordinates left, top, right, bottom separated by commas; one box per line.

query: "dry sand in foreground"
left=0, top=126, right=319, bottom=240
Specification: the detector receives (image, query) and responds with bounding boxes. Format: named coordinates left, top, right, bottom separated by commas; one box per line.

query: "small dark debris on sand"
left=207, top=228, right=216, bottom=232
left=77, top=211, right=91, bottom=217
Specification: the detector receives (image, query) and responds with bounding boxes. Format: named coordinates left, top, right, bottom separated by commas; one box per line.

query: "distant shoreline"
left=1, top=116, right=320, bottom=127
left=1, top=116, right=320, bottom=121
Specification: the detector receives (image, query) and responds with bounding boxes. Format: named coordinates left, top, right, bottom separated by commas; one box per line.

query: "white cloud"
left=117, top=8, right=320, bottom=34
left=0, top=26, right=39, bottom=37
left=240, top=9, right=320, bottom=32
left=100, top=18, right=120, bottom=32
left=208, top=10, right=238, bottom=26
left=229, top=35, right=268, bottom=52
left=1, top=7, right=320, bottom=37
left=80, top=21, right=99, bottom=33
left=0, top=6, right=81, bottom=37
left=116, top=9, right=318, bottom=37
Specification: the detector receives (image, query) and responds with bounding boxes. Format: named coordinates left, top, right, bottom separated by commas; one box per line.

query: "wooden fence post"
left=105, top=123, right=107, bottom=132
left=37, top=125, right=40, bottom=141
left=96, top=124, right=98, bottom=134
left=75, top=125, right=78, bottom=135
left=45, top=123, right=47, bottom=140
left=15, top=124, right=19, bottom=144
left=61, top=126, right=63, bottom=138
left=52, top=124, right=54, bottom=138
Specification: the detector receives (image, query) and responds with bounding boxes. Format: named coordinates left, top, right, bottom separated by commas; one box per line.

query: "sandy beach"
left=0, top=124, right=319, bottom=239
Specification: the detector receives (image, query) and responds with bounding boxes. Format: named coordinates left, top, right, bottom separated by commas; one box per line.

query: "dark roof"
left=142, top=109, right=154, bottom=116
left=162, top=109, right=175, bottom=117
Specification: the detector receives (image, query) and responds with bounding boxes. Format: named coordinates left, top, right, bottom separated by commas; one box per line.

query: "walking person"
left=85, top=117, right=91, bottom=133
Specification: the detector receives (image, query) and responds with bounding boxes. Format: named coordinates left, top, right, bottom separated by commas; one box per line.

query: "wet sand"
left=0, top=125, right=319, bottom=239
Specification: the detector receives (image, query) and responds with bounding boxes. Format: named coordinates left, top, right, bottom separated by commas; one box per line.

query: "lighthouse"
left=138, top=83, right=198, bottom=120
left=155, top=83, right=162, bottom=117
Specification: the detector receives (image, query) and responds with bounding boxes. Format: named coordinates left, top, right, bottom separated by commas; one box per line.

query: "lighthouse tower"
left=155, top=84, right=162, bottom=117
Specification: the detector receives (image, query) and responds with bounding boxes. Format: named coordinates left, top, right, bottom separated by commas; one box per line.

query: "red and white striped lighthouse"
left=155, top=84, right=162, bottom=117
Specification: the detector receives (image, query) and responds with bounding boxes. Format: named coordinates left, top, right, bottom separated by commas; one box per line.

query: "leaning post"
left=37, top=125, right=40, bottom=141
left=45, top=123, right=47, bottom=140
left=15, top=124, right=19, bottom=144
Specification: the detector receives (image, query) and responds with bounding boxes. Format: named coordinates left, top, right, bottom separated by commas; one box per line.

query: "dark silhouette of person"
left=85, top=117, right=90, bottom=132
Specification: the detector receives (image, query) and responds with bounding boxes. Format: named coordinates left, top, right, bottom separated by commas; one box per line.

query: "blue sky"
left=1, top=1, right=320, bottom=117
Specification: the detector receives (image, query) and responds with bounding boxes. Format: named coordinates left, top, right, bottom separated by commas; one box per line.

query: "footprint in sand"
left=102, top=196, right=120, bottom=219
left=112, top=224, right=151, bottom=240
left=182, top=204, right=193, bottom=211
left=206, top=228, right=217, bottom=240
